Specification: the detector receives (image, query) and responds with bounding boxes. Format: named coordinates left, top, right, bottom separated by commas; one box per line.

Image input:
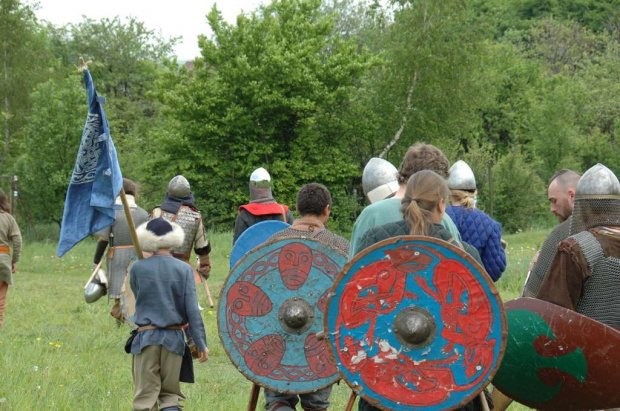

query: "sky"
left=29, top=0, right=265, bottom=61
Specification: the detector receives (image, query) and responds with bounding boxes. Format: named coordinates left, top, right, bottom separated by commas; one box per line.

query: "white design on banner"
left=71, top=113, right=103, bottom=185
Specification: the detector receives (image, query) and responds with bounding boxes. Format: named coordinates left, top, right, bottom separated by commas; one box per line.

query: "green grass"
left=0, top=229, right=551, bottom=410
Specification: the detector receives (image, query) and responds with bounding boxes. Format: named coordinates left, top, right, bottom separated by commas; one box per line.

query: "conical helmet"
left=167, top=175, right=191, bottom=198
left=570, top=163, right=620, bottom=235
left=447, top=160, right=476, bottom=191
left=362, top=158, right=399, bottom=203
left=250, top=167, right=274, bottom=202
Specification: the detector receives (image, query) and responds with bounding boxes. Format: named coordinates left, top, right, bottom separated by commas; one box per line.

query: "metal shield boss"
left=218, top=237, right=347, bottom=393
left=325, top=236, right=506, bottom=411
left=492, top=297, right=620, bottom=411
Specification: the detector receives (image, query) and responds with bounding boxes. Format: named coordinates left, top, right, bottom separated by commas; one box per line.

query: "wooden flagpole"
left=119, top=187, right=143, bottom=260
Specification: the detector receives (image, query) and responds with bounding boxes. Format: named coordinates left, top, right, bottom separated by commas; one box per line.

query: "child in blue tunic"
left=130, top=218, right=209, bottom=411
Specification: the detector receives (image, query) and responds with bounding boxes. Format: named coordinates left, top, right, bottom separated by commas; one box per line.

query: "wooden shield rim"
left=323, top=235, right=507, bottom=411
left=218, top=235, right=347, bottom=394
left=230, top=220, right=290, bottom=268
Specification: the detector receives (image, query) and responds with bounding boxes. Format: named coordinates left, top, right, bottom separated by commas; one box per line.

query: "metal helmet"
left=167, top=175, right=191, bottom=198
left=570, top=163, right=620, bottom=235
left=362, top=158, right=399, bottom=203
left=447, top=160, right=476, bottom=191
left=84, top=270, right=107, bottom=303
left=249, top=167, right=274, bottom=202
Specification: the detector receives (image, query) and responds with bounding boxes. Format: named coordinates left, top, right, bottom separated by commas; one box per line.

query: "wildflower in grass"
left=55, top=344, right=61, bottom=348
left=36, top=337, right=41, bottom=341
left=208, top=310, right=213, bottom=316
left=33, top=365, right=38, bottom=371
left=0, top=398, right=6, bottom=403
left=48, top=342, right=54, bottom=345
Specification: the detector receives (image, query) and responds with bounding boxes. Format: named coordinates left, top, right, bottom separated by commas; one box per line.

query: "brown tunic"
left=0, top=211, right=22, bottom=285
left=537, top=227, right=620, bottom=311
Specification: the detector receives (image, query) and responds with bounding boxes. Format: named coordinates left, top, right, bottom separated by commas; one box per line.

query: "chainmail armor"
left=270, top=227, right=350, bottom=256
left=570, top=197, right=620, bottom=236
left=572, top=230, right=620, bottom=328
left=522, top=218, right=571, bottom=298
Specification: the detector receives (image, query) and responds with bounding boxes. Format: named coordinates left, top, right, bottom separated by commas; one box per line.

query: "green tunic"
left=0, top=211, right=21, bottom=285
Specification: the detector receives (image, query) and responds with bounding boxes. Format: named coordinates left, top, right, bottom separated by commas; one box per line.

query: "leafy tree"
left=0, top=0, right=49, bottom=167
left=155, top=0, right=372, bottom=231
left=16, top=74, right=86, bottom=225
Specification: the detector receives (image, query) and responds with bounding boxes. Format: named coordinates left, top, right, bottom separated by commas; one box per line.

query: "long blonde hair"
left=400, top=170, right=450, bottom=236
left=450, top=189, right=477, bottom=209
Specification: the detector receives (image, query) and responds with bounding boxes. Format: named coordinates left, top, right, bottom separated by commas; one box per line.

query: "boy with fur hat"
left=129, top=218, right=209, bottom=411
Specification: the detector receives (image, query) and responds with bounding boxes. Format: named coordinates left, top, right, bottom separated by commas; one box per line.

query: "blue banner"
left=57, top=70, right=122, bottom=257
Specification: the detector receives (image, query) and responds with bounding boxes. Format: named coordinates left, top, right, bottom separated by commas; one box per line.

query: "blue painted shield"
left=230, top=220, right=290, bottom=269
left=325, top=236, right=506, bottom=411
left=219, top=236, right=347, bottom=393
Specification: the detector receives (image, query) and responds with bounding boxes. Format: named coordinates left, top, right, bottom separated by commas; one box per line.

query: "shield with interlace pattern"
left=325, top=236, right=506, bottom=411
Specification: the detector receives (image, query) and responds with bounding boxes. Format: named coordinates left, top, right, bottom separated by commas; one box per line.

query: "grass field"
left=0, top=229, right=550, bottom=410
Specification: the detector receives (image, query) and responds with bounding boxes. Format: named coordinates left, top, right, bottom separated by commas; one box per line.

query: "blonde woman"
left=446, top=160, right=506, bottom=281
left=0, top=189, right=21, bottom=329
left=355, top=170, right=488, bottom=411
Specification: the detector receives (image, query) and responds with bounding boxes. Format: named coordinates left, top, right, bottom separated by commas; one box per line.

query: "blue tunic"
left=130, top=255, right=207, bottom=356
left=446, top=206, right=506, bottom=281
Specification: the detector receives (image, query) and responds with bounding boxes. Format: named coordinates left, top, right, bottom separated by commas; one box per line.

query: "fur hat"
left=136, top=218, right=185, bottom=252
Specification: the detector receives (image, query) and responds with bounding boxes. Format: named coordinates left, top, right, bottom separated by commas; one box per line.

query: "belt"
left=108, top=245, right=135, bottom=258
left=173, top=252, right=191, bottom=261
left=137, top=324, right=185, bottom=333
left=0, top=245, right=9, bottom=254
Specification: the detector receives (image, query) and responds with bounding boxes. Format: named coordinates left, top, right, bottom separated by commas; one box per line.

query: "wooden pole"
left=247, top=383, right=260, bottom=411
left=84, top=258, right=105, bottom=289
left=480, top=390, right=491, bottom=411
left=344, top=390, right=357, bottom=411
left=119, top=188, right=143, bottom=260
left=200, top=275, right=214, bottom=308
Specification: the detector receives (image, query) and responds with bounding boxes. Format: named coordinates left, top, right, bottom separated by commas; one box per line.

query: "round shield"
left=230, top=220, right=290, bottom=269
left=219, top=236, right=347, bottom=393
left=325, top=236, right=506, bottom=411
left=493, top=297, right=620, bottom=411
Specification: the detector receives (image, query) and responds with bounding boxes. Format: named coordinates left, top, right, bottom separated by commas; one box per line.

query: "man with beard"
left=233, top=167, right=294, bottom=244
left=522, top=169, right=580, bottom=297
left=538, top=163, right=620, bottom=328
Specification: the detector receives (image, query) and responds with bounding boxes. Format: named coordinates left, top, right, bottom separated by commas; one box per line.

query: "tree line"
left=3, top=0, right=620, bottom=235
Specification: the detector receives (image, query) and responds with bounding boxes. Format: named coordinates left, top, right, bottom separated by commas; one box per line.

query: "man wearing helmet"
left=538, top=164, right=620, bottom=329
left=151, top=175, right=212, bottom=280
left=233, top=167, right=294, bottom=244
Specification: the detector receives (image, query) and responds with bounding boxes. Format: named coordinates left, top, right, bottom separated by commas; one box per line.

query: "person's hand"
left=197, top=263, right=211, bottom=279
left=92, top=263, right=99, bottom=271
left=77, top=56, right=92, bottom=73
left=198, top=348, right=209, bottom=363
left=11, top=262, right=16, bottom=273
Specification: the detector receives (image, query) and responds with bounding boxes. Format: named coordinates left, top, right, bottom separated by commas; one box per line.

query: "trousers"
left=132, top=344, right=185, bottom=411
